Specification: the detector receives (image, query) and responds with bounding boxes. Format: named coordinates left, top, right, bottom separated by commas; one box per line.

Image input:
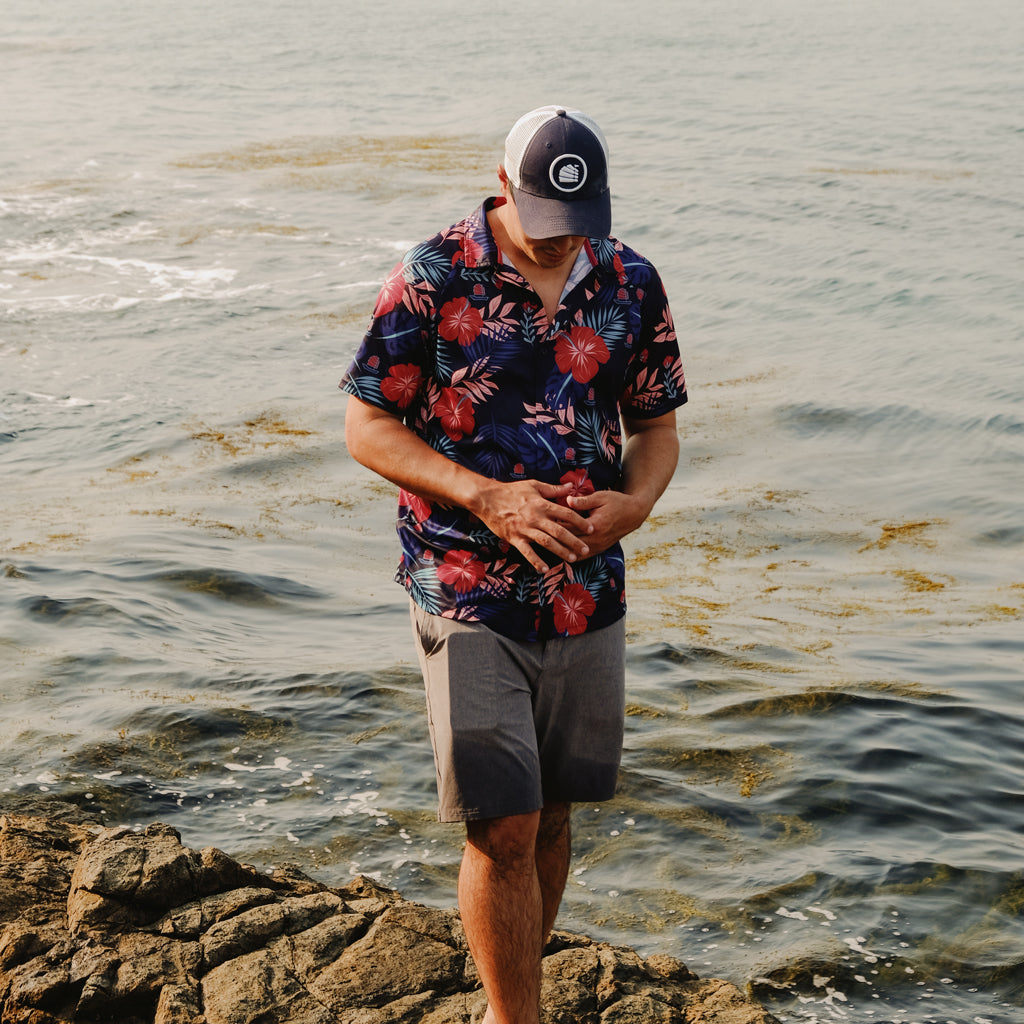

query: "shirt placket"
left=491, top=265, right=554, bottom=481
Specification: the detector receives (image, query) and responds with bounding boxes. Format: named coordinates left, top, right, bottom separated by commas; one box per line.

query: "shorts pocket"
left=412, top=602, right=446, bottom=659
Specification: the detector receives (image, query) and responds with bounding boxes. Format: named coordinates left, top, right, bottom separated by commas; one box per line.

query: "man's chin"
left=532, top=245, right=576, bottom=268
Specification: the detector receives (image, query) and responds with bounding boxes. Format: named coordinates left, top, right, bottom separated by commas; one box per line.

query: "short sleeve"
left=620, top=265, right=687, bottom=418
left=339, top=259, right=432, bottom=417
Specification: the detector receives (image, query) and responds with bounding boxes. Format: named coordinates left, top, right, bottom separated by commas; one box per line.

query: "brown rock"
left=202, top=946, right=338, bottom=1024
left=540, top=946, right=600, bottom=1021
left=154, top=981, right=203, bottom=1024
left=309, top=904, right=468, bottom=1012
left=0, top=813, right=779, bottom=1023
left=0, top=817, right=94, bottom=931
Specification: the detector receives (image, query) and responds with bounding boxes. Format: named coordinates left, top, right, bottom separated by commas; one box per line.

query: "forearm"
left=620, top=417, right=680, bottom=518
left=344, top=395, right=486, bottom=510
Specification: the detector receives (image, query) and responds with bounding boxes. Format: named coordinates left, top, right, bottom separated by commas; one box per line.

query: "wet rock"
left=0, top=814, right=779, bottom=1023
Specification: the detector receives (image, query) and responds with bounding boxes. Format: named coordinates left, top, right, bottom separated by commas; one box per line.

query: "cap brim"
left=512, top=186, right=611, bottom=240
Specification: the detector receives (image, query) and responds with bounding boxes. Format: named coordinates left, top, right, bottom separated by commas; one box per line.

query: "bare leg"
left=459, top=803, right=574, bottom=1024
left=535, top=801, right=571, bottom=947
left=460, top=810, right=544, bottom=1024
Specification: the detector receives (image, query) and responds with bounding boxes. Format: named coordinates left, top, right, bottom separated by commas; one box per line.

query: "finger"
left=529, top=524, right=590, bottom=564
left=534, top=480, right=575, bottom=499
left=514, top=535, right=583, bottom=572
left=539, top=500, right=594, bottom=535
left=566, top=492, right=601, bottom=511
left=515, top=539, right=552, bottom=573
left=510, top=523, right=590, bottom=570
left=533, top=481, right=581, bottom=509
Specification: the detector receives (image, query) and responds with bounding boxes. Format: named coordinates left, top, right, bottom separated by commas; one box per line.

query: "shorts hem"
left=437, top=799, right=544, bottom=824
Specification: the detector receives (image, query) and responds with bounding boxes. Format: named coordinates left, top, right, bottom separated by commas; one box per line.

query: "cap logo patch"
left=549, top=154, right=588, bottom=194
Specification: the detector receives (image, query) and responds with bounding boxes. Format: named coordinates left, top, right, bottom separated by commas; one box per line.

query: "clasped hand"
left=473, top=479, right=646, bottom=574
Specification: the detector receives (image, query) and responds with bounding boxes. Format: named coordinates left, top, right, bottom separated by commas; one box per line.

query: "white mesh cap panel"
left=504, top=105, right=609, bottom=188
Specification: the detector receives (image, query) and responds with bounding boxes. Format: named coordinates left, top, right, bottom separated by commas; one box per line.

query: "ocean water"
left=3, top=1, right=1023, bottom=1022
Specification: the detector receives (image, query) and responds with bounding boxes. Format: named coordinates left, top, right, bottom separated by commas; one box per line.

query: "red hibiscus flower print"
left=439, top=297, right=484, bottom=346
left=400, top=489, right=432, bottom=525
left=381, top=363, right=422, bottom=409
left=553, top=583, right=596, bottom=636
left=455, top=236, right=485, bottom=268
left=437, top=549, right=486, bottom=593
left=434, top=387, right=475, bottom=441
left=556, top=469, right=595, bottom=507
left=555, top=325, right=609, bottom=383
left=372, top=263, right=406, bottom=317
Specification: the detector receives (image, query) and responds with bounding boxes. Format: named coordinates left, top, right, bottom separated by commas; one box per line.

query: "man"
left=341, top=105, right=686, bottom=1024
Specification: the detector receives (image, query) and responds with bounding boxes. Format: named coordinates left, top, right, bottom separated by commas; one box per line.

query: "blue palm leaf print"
left=404, top=242, right=454, bottom=289
left=343, top=370, right=384, bottom=406
left=406, top=563, right=444, bottom=613
left=582, top=301, right=629, bottom=349
left=571, top=556, right=610, bottom=596
left=428, top=432, right=460, bottom=461
left=433, top=337, right=456, bottom=386
left=571, top=405, right=614, bottom=466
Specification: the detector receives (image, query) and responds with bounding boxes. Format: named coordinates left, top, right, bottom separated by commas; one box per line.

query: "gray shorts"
left=410, top=602, right=626, bottom=823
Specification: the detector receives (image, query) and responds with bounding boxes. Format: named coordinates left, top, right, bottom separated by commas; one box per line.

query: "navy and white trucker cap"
left=503, top=105, right=611, bottom=240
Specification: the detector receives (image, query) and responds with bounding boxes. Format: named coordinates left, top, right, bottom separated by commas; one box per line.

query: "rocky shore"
left=0, top=813, right=778, bottom=1023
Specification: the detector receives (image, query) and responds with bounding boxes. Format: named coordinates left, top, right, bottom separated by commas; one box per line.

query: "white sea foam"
left=808, top=905, right=838, bottom=922
left=332, top=789, right=387, bottom=822
left=23, top=391, right=108, bottom=407
left=777, top=907, right=809, bottom=921
left=2, top=234, right=242, bottom=313
left=331, top=279, right=387, bottom=291
left=842, top=936, right=880, bottom=965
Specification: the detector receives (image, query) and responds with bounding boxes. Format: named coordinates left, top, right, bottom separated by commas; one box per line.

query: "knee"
left=466, top=810, right=540, bottom=866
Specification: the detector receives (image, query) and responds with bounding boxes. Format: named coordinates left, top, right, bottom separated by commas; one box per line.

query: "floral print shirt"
left=340, top=200, right=686, bottom=642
